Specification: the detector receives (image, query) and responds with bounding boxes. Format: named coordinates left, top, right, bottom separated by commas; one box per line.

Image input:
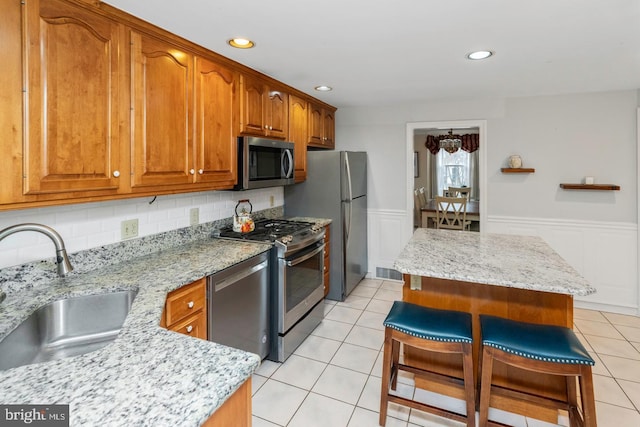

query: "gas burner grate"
left=218, top=219, right=314, bottom=242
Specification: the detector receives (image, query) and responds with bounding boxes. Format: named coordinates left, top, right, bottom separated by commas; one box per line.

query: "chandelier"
left=439, top=129, right=461, bottom=154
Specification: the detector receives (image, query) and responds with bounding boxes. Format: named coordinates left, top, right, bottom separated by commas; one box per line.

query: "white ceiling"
left=104, top=0, right=640, bottom=109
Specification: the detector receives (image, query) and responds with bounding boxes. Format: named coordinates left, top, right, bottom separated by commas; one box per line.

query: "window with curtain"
left=425, top=132, right=480, bottom=201
left=436, top=150, right=470, bottom=198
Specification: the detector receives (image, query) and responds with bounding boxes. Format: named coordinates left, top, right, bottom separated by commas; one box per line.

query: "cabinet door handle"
left=186, top=325, right=193, bottom=333
left=113, top=170, right=120, bottom=177
left=198, top=169, right=204, bottom=175
left=189, top=169, right=195, bottom=175
left=187, top=301, right=194, bottom=308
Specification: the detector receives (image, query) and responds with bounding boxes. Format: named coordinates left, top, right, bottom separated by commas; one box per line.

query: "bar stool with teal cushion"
left=379, top=301, right=476, bottom=427
left=479, top=315, right=596, bottom=427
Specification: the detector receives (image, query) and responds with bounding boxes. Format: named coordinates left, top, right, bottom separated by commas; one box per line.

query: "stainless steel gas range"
left=217, top=219, right=326, bottom=362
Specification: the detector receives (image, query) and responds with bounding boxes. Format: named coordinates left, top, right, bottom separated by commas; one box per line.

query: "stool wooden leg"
left=478, top=346, right=494, bottom=427
left=379, top=328, right=393, bottom=426
left=462, top=343, right=476, bottom=427
left=476, top=341, right=484, bottom=410
left=391, top=338, right=400, bottom=391
left=566, top=376, right=579, bottom=426
left=579, top=366, right=597, bottom=427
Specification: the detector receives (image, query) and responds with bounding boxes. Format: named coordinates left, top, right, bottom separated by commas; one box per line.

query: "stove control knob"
left=311, top=224, right=322, bottom=233
left=281, top=235, right=293, bottom=244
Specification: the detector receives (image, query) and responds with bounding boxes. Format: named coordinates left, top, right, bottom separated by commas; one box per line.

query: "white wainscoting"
left=367, top=209, right=409, bottom=278
left=368, top=209, right=639, bottom=315
left=486, top=216, right=639, bottom=315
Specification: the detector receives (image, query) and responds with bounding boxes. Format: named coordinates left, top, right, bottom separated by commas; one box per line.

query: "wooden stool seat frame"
left=479, top=345, right=596, bottom=427
left=380, top=327, right=476, bottom=427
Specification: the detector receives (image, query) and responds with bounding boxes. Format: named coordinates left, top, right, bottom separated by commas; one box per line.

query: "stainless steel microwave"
left=234, top=137, right=295, bottom=190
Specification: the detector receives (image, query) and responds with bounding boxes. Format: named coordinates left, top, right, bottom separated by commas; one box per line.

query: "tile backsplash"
left=0, top=188, right=283, bottom=269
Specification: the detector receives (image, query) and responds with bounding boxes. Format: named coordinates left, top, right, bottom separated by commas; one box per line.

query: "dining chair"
left=417, top=187, right=428, bottom=208
left=448, top=186, right=471, bottom=199
left=435, top=196, right=469, bottom=230
left=413, top=190, right=422, bottom=228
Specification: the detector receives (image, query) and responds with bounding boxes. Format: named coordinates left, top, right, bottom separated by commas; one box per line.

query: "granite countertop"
left=286, top=216, right=332, bottom=228
left=393, top=228, right=596, bottom=296
left=0, top=237, right=271, bottom=426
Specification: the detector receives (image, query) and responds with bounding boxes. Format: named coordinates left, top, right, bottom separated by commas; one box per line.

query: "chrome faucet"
left=0, top=223, right=74, bottom=277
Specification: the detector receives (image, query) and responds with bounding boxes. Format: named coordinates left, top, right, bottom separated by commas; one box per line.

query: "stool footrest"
left=488, top=382, right=571, bottom=412
left=387, top=394, right=469, bottom=425
left=397, top=363, right=465, bottom=390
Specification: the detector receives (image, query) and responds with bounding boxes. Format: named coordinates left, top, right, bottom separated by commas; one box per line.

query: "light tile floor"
left=251, top=278, right=640, bottom=426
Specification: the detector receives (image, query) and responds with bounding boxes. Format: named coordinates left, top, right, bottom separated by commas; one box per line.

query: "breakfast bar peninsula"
left=393, top=228, right=596, bottom=422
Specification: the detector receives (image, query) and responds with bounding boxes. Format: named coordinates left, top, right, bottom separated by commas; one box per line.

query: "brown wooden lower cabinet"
left=160, top=278, right=207, bottom=340
left=201, top=378, right=251, bottom=427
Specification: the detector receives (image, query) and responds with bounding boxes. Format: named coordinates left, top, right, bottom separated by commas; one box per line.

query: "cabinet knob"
left=112, top=170, right=120, bottom=178
left=186, top=325, right=193, bottom=333
left=198, top=169, right=204, bottom=175
left=189, top=169, right=195, bottom=175
left=187, top=301, right=194, bottom=308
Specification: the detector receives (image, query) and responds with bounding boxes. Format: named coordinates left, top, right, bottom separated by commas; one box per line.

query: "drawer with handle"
left=168, top=310, right=206, bottom=339
left=164, top=278, right=206, bottom=326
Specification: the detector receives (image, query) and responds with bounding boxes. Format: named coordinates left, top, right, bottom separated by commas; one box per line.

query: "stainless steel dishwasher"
left=207, top=251, right=270, bottom=359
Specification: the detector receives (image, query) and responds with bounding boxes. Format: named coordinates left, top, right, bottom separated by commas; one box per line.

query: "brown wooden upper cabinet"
left=308, top=102, right=336, bottom=149
left=131, top=33, right=238, bottom=190
left=240, top=74, right=289, bottom=140
left=130, top=32, right=194, bottom=189
left=288, top=95, right=309, bottom=182
left=1, top=0, right=336, bottom=210
left=23, top=0, right=128, bottom=196
left=193, top=57, right=238, bottom=188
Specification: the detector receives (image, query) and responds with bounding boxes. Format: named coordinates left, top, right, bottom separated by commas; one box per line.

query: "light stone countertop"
left=286, top=216, right=332, bottom=228
left=393, top=228, right=596, bottom=296
left=0, top=237, right=271, bottom=426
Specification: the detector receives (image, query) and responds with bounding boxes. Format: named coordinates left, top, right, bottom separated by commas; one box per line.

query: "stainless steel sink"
left=0, top=290, right=137, bottom=370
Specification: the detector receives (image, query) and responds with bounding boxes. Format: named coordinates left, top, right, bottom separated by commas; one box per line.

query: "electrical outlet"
left=190, top=207, right=199, bottom=226
left=121, top=219, right=138, bottom=240
left=270, top=195, right=275, bottom=207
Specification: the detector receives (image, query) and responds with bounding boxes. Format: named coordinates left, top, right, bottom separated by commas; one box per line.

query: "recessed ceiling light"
left=228, top=38, right=255, bottom=49
left=314, top=85, right=332, bottom=92
left=467, top=50, right=493, bottom=60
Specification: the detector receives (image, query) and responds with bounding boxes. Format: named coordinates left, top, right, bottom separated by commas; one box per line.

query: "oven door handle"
left=286, top=244, right=325, bottom=267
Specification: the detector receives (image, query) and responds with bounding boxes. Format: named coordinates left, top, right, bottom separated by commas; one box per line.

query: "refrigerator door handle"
left=344, top=153, right=353, bottom=202
left=344, top=200, right=352, bottom=246
left=343, top=153, right=353, bottom=245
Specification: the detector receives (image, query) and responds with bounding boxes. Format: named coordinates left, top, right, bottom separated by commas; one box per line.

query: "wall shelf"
left=559, top=184, right=620, bottom=191
left=501, top=168, right=535, bottom=173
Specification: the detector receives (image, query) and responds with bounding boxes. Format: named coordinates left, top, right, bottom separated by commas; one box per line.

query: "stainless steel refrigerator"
left=284, top=151, right=368, bottom=301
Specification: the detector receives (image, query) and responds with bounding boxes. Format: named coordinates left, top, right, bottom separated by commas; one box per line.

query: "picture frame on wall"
left=414, top=152, right=419, bottom=178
